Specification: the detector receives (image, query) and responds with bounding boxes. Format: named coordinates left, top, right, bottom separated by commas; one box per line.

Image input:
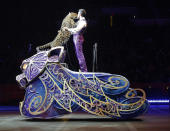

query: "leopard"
left=36, top=12, right=77, bottom=51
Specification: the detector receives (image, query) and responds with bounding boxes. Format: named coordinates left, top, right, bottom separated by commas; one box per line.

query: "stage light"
left=110, top=15, right=113, bottom=27
left=148, top=99, right=169, bottom=103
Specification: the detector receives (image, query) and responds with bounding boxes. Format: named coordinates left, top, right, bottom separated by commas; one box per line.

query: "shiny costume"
left=68, top=17, right=88, bottom=72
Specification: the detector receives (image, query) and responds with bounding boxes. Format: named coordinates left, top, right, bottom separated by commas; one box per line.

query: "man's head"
left=77, top=9, right=86, bottom=18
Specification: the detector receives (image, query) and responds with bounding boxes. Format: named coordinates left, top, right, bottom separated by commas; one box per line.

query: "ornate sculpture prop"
left=16, top=46, right=148, bottom=119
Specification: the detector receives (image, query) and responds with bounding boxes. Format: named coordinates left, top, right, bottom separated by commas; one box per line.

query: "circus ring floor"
left=0, top=105, right=170, bottom=131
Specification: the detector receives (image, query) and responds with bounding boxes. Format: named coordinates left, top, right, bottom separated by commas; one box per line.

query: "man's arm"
left=64, top=21, right=87, bottom=34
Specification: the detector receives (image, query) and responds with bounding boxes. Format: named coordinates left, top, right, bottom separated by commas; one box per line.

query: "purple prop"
left=21, top=49, right=60, bottom=82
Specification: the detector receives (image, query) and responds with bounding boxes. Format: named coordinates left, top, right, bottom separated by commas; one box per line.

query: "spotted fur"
left=37, top=12, right=77, bottom=51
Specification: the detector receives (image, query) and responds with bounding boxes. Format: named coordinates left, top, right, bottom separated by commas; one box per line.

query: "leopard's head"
left=68, top=12, right=77, bottom=19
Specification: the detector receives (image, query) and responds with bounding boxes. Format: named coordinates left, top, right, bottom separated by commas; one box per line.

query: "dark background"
left=0, top=0, right=170, bottom=105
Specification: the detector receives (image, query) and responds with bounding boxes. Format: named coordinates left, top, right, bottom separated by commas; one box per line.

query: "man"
left=63, top=9, right=88, bottom=72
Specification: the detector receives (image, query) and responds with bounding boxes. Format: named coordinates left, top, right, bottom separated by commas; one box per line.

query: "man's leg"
left=74, top=41, right=88, bottom=72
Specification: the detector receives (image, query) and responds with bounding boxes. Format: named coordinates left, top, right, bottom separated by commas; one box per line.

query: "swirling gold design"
left=44, top=63, right=147, bottom=117
left=20, top=63, right=147, bottom=118
left=24, top=71, right=54, bottom=115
